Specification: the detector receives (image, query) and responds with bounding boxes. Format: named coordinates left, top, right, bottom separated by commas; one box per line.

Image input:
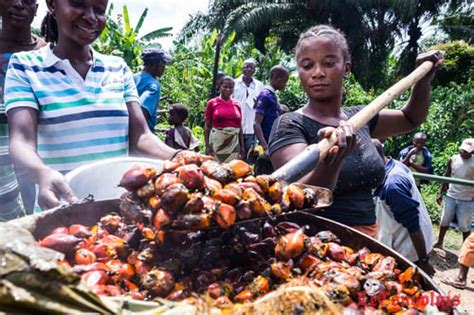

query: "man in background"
left=373, top=139, right=435, bottom=276
left=233, top=59, right=264, bottom=160
left=134, top=48, right=172, bottom=132
left=399, top=132, right=433, bottom=188
left=436, top=138, right=473, bottom=248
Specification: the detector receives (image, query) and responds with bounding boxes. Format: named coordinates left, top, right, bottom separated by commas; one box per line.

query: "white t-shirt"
left=232, top=76, right=264, bottom=134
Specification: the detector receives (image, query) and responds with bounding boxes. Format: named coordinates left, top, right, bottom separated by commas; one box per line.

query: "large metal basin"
left=10, top=199, right=443, bottom=294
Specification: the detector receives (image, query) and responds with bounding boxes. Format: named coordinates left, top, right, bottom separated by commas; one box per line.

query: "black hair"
left=41, top=12, right=58, bottom=45
left=170, top=103, right=188, bottom=122
left=269, top=65, right=289, bottom=79
left=295, top=24, right=351, bottom=63
left=220, top=76, right=235, bottom=84
left=414, top=132, right=427, bottom=140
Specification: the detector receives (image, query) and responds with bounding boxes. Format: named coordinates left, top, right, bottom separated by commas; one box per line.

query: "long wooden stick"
left=272, top=61, right=434, bottom=183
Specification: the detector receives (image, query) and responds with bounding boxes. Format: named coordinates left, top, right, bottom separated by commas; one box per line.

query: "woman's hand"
left=205, top=145, right=214, bottom=156
left=317, top=121, right=356, bottom=166
left=38, top=168, right=78, bottom=210
left=416, top=50, right=444, bottom=83
left=436, top=193, right=444, bottom=206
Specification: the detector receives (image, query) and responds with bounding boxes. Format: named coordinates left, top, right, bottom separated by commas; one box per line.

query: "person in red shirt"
left=204, top=76, right=244, bottom=163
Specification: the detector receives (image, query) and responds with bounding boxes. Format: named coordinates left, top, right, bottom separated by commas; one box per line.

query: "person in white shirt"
left=233, top=59, right=264, bottom=160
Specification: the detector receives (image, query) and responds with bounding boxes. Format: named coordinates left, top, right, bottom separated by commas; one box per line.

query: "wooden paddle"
left=271, top=61, right=435, bottom=184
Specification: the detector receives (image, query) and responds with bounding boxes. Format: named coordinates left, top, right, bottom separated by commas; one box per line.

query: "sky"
left=32, top=0, right=210, bottom=50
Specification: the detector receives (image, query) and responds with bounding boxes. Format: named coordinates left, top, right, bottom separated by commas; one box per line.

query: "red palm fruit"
left=149, top=195, right=161, bottom=209
left=285, top=184, right=305, bottom=209
left=233, top=289, right=254, bottom=303
left=75, top=248, right=97, bottom=265
left=141, top=227, right=155, bottom=240
left=99, top=214, right=122, bottom=233
left=161, top=160, right=182, bottom=173
left=256, top=175, right=272, bottom=193
left=154, top=209, right=172, bottom=230
left=81, top=270, right=109, bottom=288
left=327, top=242, right=346, bottom=262
left=275, top=229, right=306, bottom=260
left=228, top=160, right=252, bottom=179
left=204, top=176, right=223, bottom=194
left=268, top=181, right=283, bottom=203
left=154, top=173, right=180, bottom=196
left=208, top=283, right=225, bottom=299
left=248, top=275, right=270, bottom=294
left=239, top=182, right=263, bottom=195
left=178, top=151, right=203, bottom=165
left=119, top=165, right=156, bottom=191
left=299, top=254, right=321, bottom=272
left=271, top=203, right=283, bottom=215
left=202, top=196, right=217, bottom=212
left=223, top=182, right=243, bottom=197
left=107, top=260, right=135, bottom=281
left=90, top=244, right=110, bottom=262
left=398, top=267, right=415, bottom=285
left=243, top=175, right=257, bottom=183
left=136, top=182, right=156, bottom=199
left=160, top=183, right=189, bottom=213
left=362, top=253, right=384, bottom=270
left=373, top=256, right=396, bottom=272
left=51, top=226, right=69, bottom=234
left=214, top=296, right=233, bottom=308
left=271, top=261, right=293, bottom=280
left=213, top=189, right=241, bottom=206
left=38, top=233, right=81, bottom=254
left=243, top=188, right=272, bottom=216
left=69, top=224, right=91, bottom=238
left=184, top=193, right=204, bottom=213
left=200, top=160, right=233, bottom=183
left=236, top=201, right=252, bottom=220
left=214, top=203, right=236, bottom=229
left=141, top=268, right=175, bottom=298
left=101, top=235, right=127, bottom=258
left=177, top=164, right=205, bottom=190
left=332, top=272, right=360, bottom=293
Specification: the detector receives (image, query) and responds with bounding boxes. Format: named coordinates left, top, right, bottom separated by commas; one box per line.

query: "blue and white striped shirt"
left=5, top=44, right=139, bottom=173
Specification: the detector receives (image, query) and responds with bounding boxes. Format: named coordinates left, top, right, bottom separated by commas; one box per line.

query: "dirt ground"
left=430, top=247, right=474, bottom=314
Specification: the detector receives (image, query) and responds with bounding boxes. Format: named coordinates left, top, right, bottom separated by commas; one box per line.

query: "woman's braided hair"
left=40, top=12, right=58, bottom=45
left=295, top=25, right=351, bottom=63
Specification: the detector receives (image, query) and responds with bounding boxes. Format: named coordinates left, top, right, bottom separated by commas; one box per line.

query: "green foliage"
left=421, top=183, right=441, bottom=223
left=343, top=73, right=375, bottom=106
left=384, top=80, right=473, bottom=176
left=431, top=41, right=474, bottom=87
left=434, top=3, right=473, bottom=44
left=277, top=75, right=306, bottom=112
left=93, top=4, right=173, bottom=72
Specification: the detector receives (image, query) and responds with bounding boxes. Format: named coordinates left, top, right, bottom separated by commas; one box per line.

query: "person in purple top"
left=253, top=65, right=289, bottom=174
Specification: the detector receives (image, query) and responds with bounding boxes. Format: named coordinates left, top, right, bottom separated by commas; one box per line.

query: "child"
left=165, top=104, right=200, bottom=151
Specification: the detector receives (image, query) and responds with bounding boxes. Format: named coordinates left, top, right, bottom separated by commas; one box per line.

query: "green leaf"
left=135, top=8, right=148, bottom=34
left=122, top=5, right=131, bottom=34
left=139, top=27, right=173, bottom=42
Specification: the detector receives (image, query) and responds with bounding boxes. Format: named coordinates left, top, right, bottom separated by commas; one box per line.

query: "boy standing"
left=253, top=66, right=289, bottom=174
left=165, top=104, right=200, bottom=151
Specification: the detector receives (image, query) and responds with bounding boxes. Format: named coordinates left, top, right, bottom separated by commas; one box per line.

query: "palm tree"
left=187, top=0, right=467, bottom=89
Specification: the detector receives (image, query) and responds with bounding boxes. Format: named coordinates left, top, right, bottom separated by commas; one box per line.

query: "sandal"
left=441, top=277, right=466, bottom=290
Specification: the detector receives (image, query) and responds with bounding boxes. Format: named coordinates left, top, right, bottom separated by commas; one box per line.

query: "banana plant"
left=94, top=4, right=173, bottom=71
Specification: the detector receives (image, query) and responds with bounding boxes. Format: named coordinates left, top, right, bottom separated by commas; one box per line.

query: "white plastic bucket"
left=65, top=157, right=162, bottom=201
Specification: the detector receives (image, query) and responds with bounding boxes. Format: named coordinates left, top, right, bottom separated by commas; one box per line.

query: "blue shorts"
left=440, top=195, right=473, bottom=232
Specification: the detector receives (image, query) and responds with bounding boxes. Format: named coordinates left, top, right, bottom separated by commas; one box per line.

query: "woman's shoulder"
left=9, top=44, right=49, bottom=65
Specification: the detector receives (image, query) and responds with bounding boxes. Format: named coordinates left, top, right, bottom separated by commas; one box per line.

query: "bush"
left=431, top=41, right=474, bottom=87
left=421, top=183, right=442, bottom=223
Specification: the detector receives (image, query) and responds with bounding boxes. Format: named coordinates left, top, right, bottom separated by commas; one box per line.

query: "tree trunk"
left=209, top=33, right=224, bottom=99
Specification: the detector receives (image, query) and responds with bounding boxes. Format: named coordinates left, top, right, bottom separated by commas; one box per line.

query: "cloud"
left=33, top=0, right=209, bottom=50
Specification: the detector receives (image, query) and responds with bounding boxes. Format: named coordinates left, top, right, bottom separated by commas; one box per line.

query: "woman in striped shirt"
left=5, top=0, right=181, bottom=210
